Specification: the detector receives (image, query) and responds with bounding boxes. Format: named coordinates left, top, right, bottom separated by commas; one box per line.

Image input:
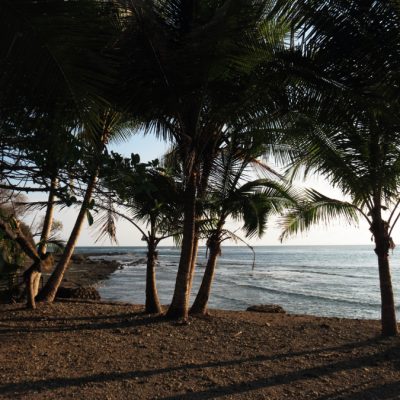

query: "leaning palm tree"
left=190, top=135, right=296, bottom=315
left=0, top=0, right=123, bottom=305
left=37, top=109, right=133, bottom=303
left=117, top=0, right=292, bottom=319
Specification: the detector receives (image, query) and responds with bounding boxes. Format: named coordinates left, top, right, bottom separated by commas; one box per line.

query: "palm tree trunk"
left=370, top=213, right=398, bottom=337
left=187, top=152, right=213, bottom=293
left=29, top=177, right=57, bottom=303
left=38, top=178, right=57, bottom=256
left=27, top=273, right=37, bottom=309
left=377, top=251, right=397, bottom=336
left=25, top=263, right=41, bottom=309
left=145, top=237, right=162, bottom=314
left=188, top=235, right=199, bottom=295
left=37, top=171, right=98, bottom=303
left=166, top=170, right=197, bottom=319
left=190, top=238, right=220, bottom=315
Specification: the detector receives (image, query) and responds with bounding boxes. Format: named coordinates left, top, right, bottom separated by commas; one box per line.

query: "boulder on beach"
left=246, top=304, right=286, bottom=314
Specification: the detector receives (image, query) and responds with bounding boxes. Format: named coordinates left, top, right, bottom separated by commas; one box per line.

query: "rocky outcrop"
left=55, top=286, right=101, bottom=300
left=246, top=304, right=286, bottom=314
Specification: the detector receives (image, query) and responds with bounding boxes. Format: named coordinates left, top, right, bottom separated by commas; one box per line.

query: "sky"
left=45, top=132, right=380, bottom=248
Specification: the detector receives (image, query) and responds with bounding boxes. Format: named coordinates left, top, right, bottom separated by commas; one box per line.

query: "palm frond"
left=279, top=189, right=360, bottom=242
left=220, top=229, right=256, bottom=270
left=94, top=195, right=119, bottom=245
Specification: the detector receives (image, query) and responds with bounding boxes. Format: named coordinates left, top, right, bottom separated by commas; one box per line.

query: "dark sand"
left=0, top=301, right=399, bottom=400
left=1, top=254, right=399, bottom=399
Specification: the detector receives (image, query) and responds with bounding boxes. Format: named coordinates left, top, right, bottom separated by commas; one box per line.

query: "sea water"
left=75, top=245, right=400, bottom=319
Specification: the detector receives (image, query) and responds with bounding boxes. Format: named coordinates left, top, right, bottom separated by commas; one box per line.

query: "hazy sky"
left=48, top=133, right=380, bottom=247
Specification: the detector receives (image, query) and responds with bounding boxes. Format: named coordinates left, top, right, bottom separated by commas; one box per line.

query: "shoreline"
left=64, top=252, right=386, bottom=321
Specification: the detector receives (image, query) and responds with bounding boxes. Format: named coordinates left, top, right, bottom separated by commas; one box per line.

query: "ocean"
left=75, top=245, right=400, bottom=320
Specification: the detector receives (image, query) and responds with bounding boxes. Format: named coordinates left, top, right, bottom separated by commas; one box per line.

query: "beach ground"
left=0, top=301, right=399, bottom=400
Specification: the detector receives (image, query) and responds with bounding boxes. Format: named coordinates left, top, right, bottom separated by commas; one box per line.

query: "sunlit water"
left=75, top=245, right=400, bottom=319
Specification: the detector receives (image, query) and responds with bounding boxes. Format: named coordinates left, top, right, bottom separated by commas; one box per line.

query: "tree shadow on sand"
left=0, top=338, right=399, bottom=398
left=0, top=313, right=168, bottom=334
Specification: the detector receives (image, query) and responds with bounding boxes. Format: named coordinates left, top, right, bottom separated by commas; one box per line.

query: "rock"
left=71, top=254, right=86, bottom=264
left=55, top=286, right=101, bottom=300
left=246, top=304, right=286, bottom=314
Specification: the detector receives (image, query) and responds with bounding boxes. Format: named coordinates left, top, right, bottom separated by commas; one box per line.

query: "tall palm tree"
left=37, top=109, right=132, bottom=303
left=274, top=0, right=400, bottom=337
left=117, top=0, right=291, bottom=319
left=0, top=1, right=131, bottom=305
left=281, top=106, right=400, bottom=337
left=190, top=135, right=296, bottom=315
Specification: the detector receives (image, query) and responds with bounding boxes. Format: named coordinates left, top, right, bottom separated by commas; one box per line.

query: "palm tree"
left=281, top=108, right=400, bottom=337
left=98, top=155, right=183, bottom=314
left=117, top=0, right=291, bottom=319
left=274, top=0, right=400, bottom=337
left=281, top=89, right=400, bottom=335
left=190, top=135, right=296, bottom=315
left=0, top=1, right=130, bottom=305
left=37, top=109, right=132, bottom=303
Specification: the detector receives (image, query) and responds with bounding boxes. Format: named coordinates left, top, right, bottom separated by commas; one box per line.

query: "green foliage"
left=205, top=133, right=297, bottom=241
left=99, top=151, right=183, bottom=242
left=279, top=189, right=360, bottom=242
left=0, top=191, right=31, bottom=268
left=275, top=0, right=400, bottom=248
left=0, top=219, right=34, bottom=269
left=0, top=0, right=119, bottom=135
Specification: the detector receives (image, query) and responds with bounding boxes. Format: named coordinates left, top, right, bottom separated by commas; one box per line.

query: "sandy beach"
left=0, top=300, right=399, bottom=399
left=0, top=254, right=399, bottom=399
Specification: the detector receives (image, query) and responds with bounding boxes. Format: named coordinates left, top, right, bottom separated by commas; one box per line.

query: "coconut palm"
left=190, top=134, right=296, bottom=315
left=98, top=155, right=183, bottom=314
left=280, top=89, right=400, bottom=335
left=274, top=0, right=400, bottom=337
left=0, top=0, right=119, bottom=302
left=116, top=0, right=292, bottom=319
left=37, top=109, right=133, bottom=303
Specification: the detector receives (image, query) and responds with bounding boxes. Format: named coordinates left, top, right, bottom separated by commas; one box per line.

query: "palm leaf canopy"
left=205, top=136, right=298, bottom=238
left=287, top=103, right=400, bottom=209
left=116, top=0, right=292, bottom=163
left=275, top=0, right=400, bottom=210
left=127, top=169, right=183, bottom=229
left=276, top=0, right=400, bottom=98
left=101, top=154, right=184, bottom=236
left=0, top=0, right=119, bottom=135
